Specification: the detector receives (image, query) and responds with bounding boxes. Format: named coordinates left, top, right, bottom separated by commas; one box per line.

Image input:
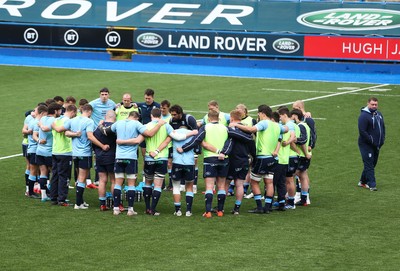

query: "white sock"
left=86, top=179, right=92, bottom=185
left=41, top=189, right=47, bottom=199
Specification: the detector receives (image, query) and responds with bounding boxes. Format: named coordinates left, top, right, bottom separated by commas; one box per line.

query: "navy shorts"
left=74, top=156, right=92, bottom=169
left=251, top=157, right=277, bottom=175
left=297, top=157, right=311, bottom=172
left=227, top=165, right=249, bottom=181
left=114, top=159, right=138, bottom=175
left=203, top=161, right=229, bottom=178
left=27, top=153, right=37, bottom=165
left=22, top=144, right=28, bottom=157
left=36, top=155, right=52, bottom=167
left=171, top=164, right=195, bottom=182
left=286, top=156, right=299, bottom=177
left=144, top=160, right=168, bottom=176
left=168, top=147, right=173, bottom=159
left=96, top=163, right=115, bottom=173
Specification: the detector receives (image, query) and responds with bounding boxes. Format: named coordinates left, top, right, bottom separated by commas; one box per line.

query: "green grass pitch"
left=1, top=65, right=399, bottom=270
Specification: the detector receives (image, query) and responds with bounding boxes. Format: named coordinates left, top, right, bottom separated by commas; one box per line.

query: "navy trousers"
left=358, top=142, right=380, bottom=188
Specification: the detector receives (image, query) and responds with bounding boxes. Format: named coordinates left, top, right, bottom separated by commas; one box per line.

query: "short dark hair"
left=53, top=96, right=64, bottom=103
left=271, top=112, right=280, bottom=122
left=79, top=99, right=88, bottom=106
left=160, top=100, right=170, bottom=108
left=368, top=97, right=378, bottom=102
left=129, top=111, right=140, bottom=119
left=45, top=98, right=55, bottom=105
left=258, top=104, right=272, bottom=118
left=37, top=105, right=48, bottom=115
left=290, top=109, right=303, bottom=121
left=151, top=108, right=161, bottom=118
left=65, top=96, right=76, bottom=104
left=278, top=107, right=290, bottom=117
left=48, top=103, right=62, bottom=115
left=65, top=104, right=77, bottom=113
left=100, top=87, right=109, bottom=93
left=82, top=104, right=93, bottom=112
left=169, top=105, right=183, bottom=115
left=145, top=88, right=154, bottom=97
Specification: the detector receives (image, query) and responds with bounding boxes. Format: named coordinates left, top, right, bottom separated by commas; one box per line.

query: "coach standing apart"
left=357, top=97, right=385, bottom=191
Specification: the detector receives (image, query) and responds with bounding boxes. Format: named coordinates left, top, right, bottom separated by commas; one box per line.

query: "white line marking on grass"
left=263, top=88, right=399, bottom=97
left=262, top=88, right=336, bottom=94
left=249, top=84, right=389, bottom=112
left=369, top=89, right=390, bottom=92
left=338, top=87, right=360, bottom=90
left=0, top=153, right=22, bottom=160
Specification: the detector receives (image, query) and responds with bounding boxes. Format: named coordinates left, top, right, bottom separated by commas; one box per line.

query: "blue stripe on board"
left=0, top=48, right=399, bottom=85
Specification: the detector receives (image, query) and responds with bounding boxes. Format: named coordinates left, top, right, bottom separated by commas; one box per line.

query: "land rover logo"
left=137, top=33, right=163, bottom=48
left=272, top=38, right=300, bottom=54
left=297, top=8, right=400, bottom=31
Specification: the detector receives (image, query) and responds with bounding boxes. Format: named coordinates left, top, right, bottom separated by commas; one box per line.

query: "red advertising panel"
left=304, top=36, right=400, bottom=61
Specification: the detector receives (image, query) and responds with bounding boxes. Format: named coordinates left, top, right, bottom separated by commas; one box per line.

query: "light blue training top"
left=89, top=98, right=116, bottom=126
left=172, top=128, right=195, bottom=166
left=64, top=116, right=95, bottom=157
left=111, top=119, right=147, bottom=160
left=27, top=118, right=39, bottom=154
left=36, top=116, right=55, bottom=157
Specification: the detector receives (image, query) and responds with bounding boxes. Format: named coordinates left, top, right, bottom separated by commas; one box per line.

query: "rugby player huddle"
left=22, top=88, right=316, bottom=218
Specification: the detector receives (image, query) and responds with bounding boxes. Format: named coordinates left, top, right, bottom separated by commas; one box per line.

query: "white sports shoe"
left=244, top=193, right=254, bottom=199
left=285, top=204, right=296, bottom=210
left=185, top=211, right=192, bottom=217
left=294, top=193, right=311, bottom=205
left=174, top=210, right=182, bottom=217
left=113, top=209, right=121, bottom=215
left=83, top=202, right=89, bottom=207
left=294, top=192, right=301, bottom=204
left=74, top=204, right=88, bottom=210
left=127, top=209, right=137, bottom=216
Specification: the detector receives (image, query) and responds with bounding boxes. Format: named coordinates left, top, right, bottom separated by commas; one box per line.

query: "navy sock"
left=228, top=182, right=235, bottom=194
left=186, top=192, right=194, bottom=212
left=39, top=177, right=47, bottom=190
left=301, top=192, right=308, bottom=203
left=28, top=176, right=36, bottom=194
left=287, top=197, right=295, bottom=206
left=76, top=185, right=85, bottom=206
left=243, top=183, right=249, bottom=194
left=174, top=202, right=181, bottom=212
left=254, top=194, right=263, bottom=210
left=25, top=172, right=29, bottom=186
left=205, top=190, right=213, bottom=212
left=264, top=196, right=273, bottom=212
left=217, top=190, right=226, bottom=211
left=113, top=186, right=122, bottom=208
left=234, top=200, right=241, bottom=211
left=143, top=186, right=153, bottom=210
left=127, top=189, right=136, bottom=208
left=151, top=188, right=162, bottom=211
